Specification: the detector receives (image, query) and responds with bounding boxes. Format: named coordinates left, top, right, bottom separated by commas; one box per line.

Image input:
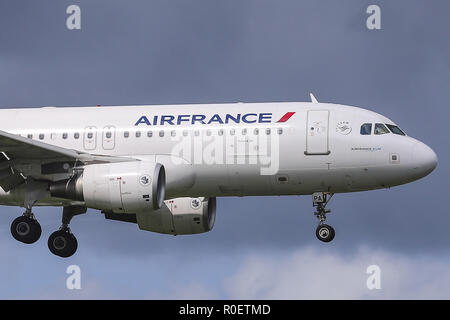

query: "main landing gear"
left=312, top=192, right=335, bottom=243
left=10, top=208, right=42, bottom=244
left=10, top=205, right=86, bottom=258
left=48, top=206, right=86, bottom=258
left=11, top=181, right=46, bottom=244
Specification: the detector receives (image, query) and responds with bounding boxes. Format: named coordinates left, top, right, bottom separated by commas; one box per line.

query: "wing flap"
left=0, top=167, right=25, bottom=192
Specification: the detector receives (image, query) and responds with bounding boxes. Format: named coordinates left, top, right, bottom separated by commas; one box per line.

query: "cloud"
left=224, top=246, right=450, bottom=299
left=170, top=283, right=219, bottom=300
left=1, top=237, right=448, bottom=299
left=31, top=281, right=116, bottom=300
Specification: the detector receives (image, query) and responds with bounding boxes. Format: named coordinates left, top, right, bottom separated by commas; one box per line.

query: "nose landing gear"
left=316, top=224, right=335, bottom=242
left=312, top=192, right=335, bottom=243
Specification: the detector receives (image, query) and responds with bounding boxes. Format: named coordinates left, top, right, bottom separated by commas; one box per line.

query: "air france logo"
left=134, top=112, right=295, bottom=126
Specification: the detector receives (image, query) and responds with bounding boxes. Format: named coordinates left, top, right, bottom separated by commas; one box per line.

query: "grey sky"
left=0, top=0, right=449, bottom=299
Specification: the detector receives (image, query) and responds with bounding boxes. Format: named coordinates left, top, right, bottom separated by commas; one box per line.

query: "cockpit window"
left=374, top=123, right=390, bottom=135
left=360, top=123, right=372, bottom=135
left=385, top=124, right=406, bottom=136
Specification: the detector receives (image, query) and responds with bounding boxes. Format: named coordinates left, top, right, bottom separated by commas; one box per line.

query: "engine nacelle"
left=135, top=197, right=216, bottom=235
left=50, top=161, right=166, bottom=213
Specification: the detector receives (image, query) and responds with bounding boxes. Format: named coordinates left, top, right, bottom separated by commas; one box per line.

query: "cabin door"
left=305, top=110, right=330, bottom=155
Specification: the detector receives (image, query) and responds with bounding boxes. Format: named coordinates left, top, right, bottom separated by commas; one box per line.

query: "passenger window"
left=105, top=132, right=112, bottom=139
left=360, top=123, right=372, bottom=135
left=374, top=123, right=390, bottom=135
left=74, top=132, right=80, bottom=139
left=277, top=128, right=283, bottom=135
left=194, top=130, right=200, bottom=137
left=206, top=130, right=211, bottom=136
left=87, top=132, right=93, bottom=139
left=230, top=129, right=235, bottom=136
left=135, top=131, right=141, bottom=138
left=171, top=130, right=176, bottom=137
left=159, top=130, right=164, bottom=137
left=218, top=129, right=224, bottom=136
left=254, top=128, right=259, bottom=135
left=27, top=134, right=33, bottom=139
left=385, top=124, right=406, bottom=136
left=242, top=128, right=247, bottom=135
left=147, top=131, right=153, bottom=138
left=62, top=133, right=68, bottom=139
left=266, top=128, right=271, bottom=135
left=39, top=134, right=45, bottom=140
left=124, top=131, right=130, bottom=138
left=182, top=130, right=188, bottom=137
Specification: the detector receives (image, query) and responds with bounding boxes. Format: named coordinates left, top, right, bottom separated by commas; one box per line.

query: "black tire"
left=48, top=230, right=78, bottom=258
left=11, top=216, right=42, bottom=244
left=316, top=224, right=335, bottom=243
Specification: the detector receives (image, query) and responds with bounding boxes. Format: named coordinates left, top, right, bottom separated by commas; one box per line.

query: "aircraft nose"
left=411, top=141, right=438, bottom=178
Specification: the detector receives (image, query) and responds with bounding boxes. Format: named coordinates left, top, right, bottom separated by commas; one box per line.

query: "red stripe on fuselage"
left=277, top=112, right=295, bottom=123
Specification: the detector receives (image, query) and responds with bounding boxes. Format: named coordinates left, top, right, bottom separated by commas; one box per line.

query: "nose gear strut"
left=312, top=192, right=335, bottom=242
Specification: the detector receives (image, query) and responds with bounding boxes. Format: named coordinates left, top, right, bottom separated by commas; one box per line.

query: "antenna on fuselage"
left=310, top=93, right=319, bottom=103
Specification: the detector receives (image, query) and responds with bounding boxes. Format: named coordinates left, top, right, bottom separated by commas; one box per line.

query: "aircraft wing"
left=0, top=129, right=136, bottom=192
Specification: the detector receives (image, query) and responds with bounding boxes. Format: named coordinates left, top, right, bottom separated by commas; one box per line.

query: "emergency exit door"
left=305, top=110, right=330, bottom=155
left=84, top=126, right=97, bottom=150
left=102, top=126, right=116, bottom=150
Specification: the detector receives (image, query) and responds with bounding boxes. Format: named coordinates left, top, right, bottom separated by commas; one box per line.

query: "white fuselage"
left=0, top=102, right=437, bottom=206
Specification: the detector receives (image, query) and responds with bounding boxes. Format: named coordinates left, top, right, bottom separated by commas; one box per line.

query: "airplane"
left=0, top=94, right=437, bottom=257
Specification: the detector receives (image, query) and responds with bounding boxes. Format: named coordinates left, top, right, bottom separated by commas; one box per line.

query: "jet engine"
left=50, top=161, right=166, bottom=213
left=102, top=197, right=217, bottom=235
left=135, top=197, right=216, bottom=235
